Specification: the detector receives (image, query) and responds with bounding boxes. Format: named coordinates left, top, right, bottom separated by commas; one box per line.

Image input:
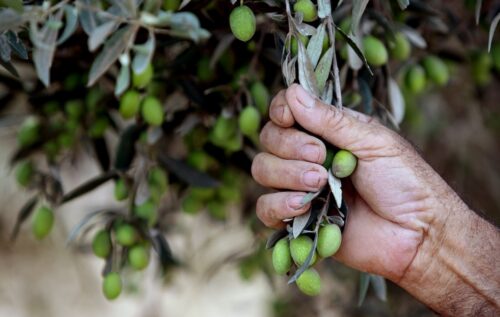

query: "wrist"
left=398, top=185, right=500, bottom=315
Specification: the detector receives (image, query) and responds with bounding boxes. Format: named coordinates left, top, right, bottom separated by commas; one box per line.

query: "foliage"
left=0, top=0, right=499, bottom=309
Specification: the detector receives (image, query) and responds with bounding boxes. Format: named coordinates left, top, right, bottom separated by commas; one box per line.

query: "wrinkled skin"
left=251, top=84, right=450, bottom=282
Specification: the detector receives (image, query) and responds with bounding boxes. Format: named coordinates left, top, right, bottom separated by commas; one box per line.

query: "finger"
left=284, top=84, right=391, bottom=155
left=256, top=192, right=311, bottom=228
left=269, top=90, right=295, bottom=128
left=251, top=153, right=327, bottom=192
left=260, top=122, right=326, bottom=164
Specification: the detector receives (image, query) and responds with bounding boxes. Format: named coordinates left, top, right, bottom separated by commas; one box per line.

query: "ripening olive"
left=114, top=178, right=128, bottom=201
left=162, top=0, right=180, bottom=11
left=250, top=81, right=270, bottom=115
left=134, top=200, right=157, bottom=226
left=363, top=36, right=388, bottom=66
left=405, top=64, right=426, bottom=94
left=331, top=150, right=357, bottom=178
left=422, top=56, right=449, bottom=86
left=272, top=238, right=292, bottom=275
left=141, top=96, right=164, bottom=126
left=102, top=272, right=122, bottom=300
left=18, top=117, right=40, bottom=147
left=32, top=206, right=54, bottom=240
left=229, top=6, right=256, bottom=42
left=239, top=106, right=260, bottom=137
left=92, top=230, right=112, bottom=259
left=296, top=268, right=321, bottom=296
left=119, top=90, right=141, bottom=119
left=390, top=33, right=411, bottom=61
left=293, top=0, right=317, bottom=23
left=15, top=161, right=34, bottom=187
left=132, top=63, right=154, bottom=89
left=290, top=235, right=317, bottom=267
left=115, top=224, right=138, bottom=247
left=316, top=224, right=342, bottom=258
left=128, top=244, right=150, bottom=270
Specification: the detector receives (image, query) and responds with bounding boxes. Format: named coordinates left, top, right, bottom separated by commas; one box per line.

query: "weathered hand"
left=251, top=84, right=451, bottom=282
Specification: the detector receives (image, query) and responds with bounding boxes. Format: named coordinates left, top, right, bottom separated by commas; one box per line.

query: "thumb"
left=285, top=84, right=384, bottom=155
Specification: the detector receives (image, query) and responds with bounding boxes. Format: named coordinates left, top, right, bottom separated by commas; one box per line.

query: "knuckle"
left=320, top=106, right=344, bottom=139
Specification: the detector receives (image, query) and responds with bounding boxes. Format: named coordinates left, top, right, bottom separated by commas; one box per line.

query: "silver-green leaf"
left=87, top=25, right=136, bottom=86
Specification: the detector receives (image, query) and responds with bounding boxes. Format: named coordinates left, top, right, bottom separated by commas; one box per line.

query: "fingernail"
left=271, top=104, right=284, bottom=123
left=287, top=195, right=305, bottom=210
left=303, top=170, right=323, bottom=188
left=296, top=85, right=315, bottom=108
left=302, top=144, right=321, bottom=162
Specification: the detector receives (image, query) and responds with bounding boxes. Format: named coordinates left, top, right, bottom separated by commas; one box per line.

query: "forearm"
left=399, top=187, right=500, bottom=316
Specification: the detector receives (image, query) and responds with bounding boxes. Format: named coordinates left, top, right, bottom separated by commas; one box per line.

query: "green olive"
left=390, top=33, right=411, bottom=61
left=296, top=268, right=321, bottom=296
left=422, top=56, right=449, bottom=86
left=18, top=116, right=40, bottom=147
left=114, top=178, right=128, bottom=201
left=181, top=194, right=204, bottom=214
left=115, top=224, right=138, bottom=246
left=239, top=106, right=261, bottom=138
left=134, top=200, right=157, bottom=227
left=92, top=230, right=112, bottom=259
left=331, top=149, right=357, bottom=178
left=102, top=272, right=122, bottom=300
left=128, top=244, right=150, bottom=270
left=15, top=160, right=34, bottom=187
left=229, top=5, right=256, bottom=42
left=32, top=206, right=54, bottom=240
left=250, top=81, right=270, bottom=115
left=293, top=0, right=317, bottom=22
left=272, top=238, right=292, bottom=275
left=405, top=64, right=426, bottom=94
left=290, top=235, right=317, bottom=267
left=119, top=90, right=141, bottom=119
left=141, top=96, right=164, bottom=126
left=162, top=0, right=180, bottom=11
left=316, top=224, right=342, bottom=258
left=132, top=63, right=154, bottom=89
left=363, top=36, right=388, bottom=66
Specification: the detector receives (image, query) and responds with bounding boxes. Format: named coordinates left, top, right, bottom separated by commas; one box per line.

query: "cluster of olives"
left=92, top=222, right=151, bottom=300
left=120, top=63, right=165, bottom=126
left=404, top=55, right=450, bottom=94
left=271, top=224, right=342, bottom=296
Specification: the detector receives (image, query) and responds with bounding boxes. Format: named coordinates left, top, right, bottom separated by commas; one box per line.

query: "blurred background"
left=0, top=0, right=499, bottom=317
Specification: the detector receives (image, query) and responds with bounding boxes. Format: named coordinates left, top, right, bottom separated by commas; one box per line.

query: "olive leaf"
left=351, top=0, right=369, bottom=35
left=400, top=25, right=427, bottom=49
left=306, top=22, right=326, bottom=68
left=78, top=0, right=101, bottom=36
left=358, top=272, right=371, bottom=306
left=158, top=154, right=219, bottom=188
left=266, top=228, right=289, bottom=249
left=315, top=47, right=333, bottom=92
left=328, top=169, right=342, bottom=209
left=335, top=26, right=372, bottom=74
left=88, top=20, right=119, bottom=52
left=317, top=0, right=332, bottom=19
left=10, top=196, right=38, bottom=242
left=87, top=25, right=136, bottom=86
left=487, top=13, right=500, bottom=52
left=6, top=31, right=27, bottom=60
left=397, top=0, right=410, bottom=10
left=114, top=124, right=144, bottom=171
left=388, top=78, right=405, bottom=125
left=57, top=5, right=79, bottom=45
left=131, top=30, right=155, bottom=74
left=114, top=61, right=130, bottom=96
left=292, top=209, right=312, bottom=238
left=475, top=0, right=482, bottom=25
left=358, top=76, right=373, bottom=114
left=30, top=10, right=63, bottom=87
left=297, top=37, right=319, bottom=96
left=65, top=209, right=119, bottom=246
left=61, top=170, right=118, bottom=203
left=288, top=230, right=319, bottom=284
left=0, top=8, right=22, bottom=32
left=300, top=189, right=322, bottom=206
left=370, top=274, right=387, bottom=301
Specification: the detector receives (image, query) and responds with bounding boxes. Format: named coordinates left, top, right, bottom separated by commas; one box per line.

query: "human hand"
left=251, top=84, right=453, bottom=282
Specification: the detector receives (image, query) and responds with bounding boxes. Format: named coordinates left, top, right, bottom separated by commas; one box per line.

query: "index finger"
left=269, top=90, right=295, bottom=128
